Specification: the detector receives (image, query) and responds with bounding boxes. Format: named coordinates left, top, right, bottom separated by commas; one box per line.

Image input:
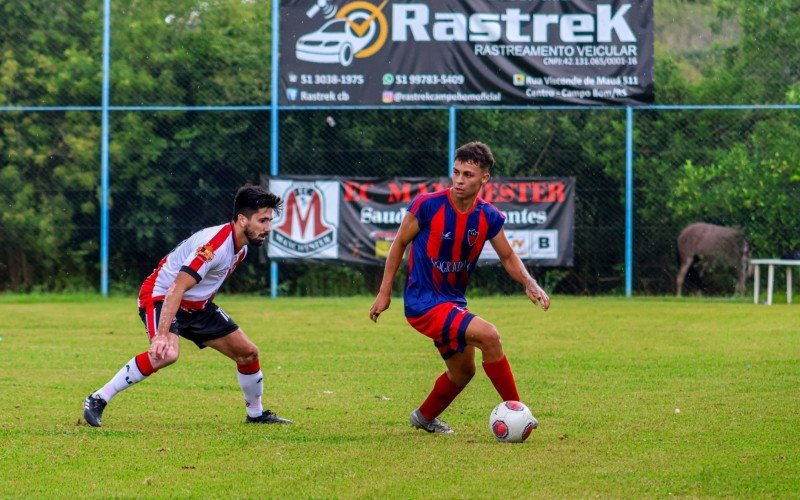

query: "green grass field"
left=1, top=294, right=798, bottom=497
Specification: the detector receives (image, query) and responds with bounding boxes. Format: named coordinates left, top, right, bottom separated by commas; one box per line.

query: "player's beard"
left=245, top=227, right=267, bottom=247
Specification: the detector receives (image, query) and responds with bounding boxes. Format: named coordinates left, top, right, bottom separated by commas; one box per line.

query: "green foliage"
left=0, top=0, right=270, bottom=291
left=0, top=1, right=103, bottom=290
left=0, top=2, right=101, bottom=106
left=669, top=115, right=800, bottom=254
left=111, top=0, right=269, bottom=105
left=1, top=0, right=800, bottom=294
left=706, top=0, right=800, bottom=104
left=105, top=0, right=270, bottom=289
left=656, top=0, right=739, bottom=84
left=0, top=111, right=99, bottom=291
left=626, top=1, right=800, bottom=291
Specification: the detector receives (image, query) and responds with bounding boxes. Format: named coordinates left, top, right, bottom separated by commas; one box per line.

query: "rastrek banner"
left=279, top=0, right=653, bottom=106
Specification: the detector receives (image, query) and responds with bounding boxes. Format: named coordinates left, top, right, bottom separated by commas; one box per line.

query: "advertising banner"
left=266, top=176, right=575, bottom=266
left=279, top=0, right=653, bottom=106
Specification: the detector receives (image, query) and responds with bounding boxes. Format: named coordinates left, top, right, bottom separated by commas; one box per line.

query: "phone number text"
left=299, top=74, right=365, bottom=85
left=386, top=74, right=466, bottom=85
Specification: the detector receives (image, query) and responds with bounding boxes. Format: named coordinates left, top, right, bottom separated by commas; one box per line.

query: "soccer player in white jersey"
left=83, top=184, right=292, bottom=426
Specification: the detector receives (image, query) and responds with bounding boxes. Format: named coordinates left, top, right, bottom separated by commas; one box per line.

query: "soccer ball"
left=489, top=400, right=538, bottom=443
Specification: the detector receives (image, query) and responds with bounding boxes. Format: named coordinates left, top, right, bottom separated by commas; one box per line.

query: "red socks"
left=418, top=357, right=520, bottom=420
left=418, top=372, right=465, bottom=421
left=135, top=352, right=156, bottom=376
left=482, top=356, right=520, bottom=402
left=237, top=360, right=261, bottom=375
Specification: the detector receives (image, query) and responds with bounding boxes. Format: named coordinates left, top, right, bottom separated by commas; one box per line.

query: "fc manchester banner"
left=279, top=0, right=653, bottom=106
left=265, top=176, right=575, bottom=266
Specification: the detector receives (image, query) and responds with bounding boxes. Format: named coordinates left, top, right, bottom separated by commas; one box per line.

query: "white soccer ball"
left=489, top=400, right=538, bottom=443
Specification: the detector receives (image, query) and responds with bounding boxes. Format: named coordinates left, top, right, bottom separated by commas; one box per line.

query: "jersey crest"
left=468, top=229, right=479, bottom=246
left=196, top=243, right=215, bottom=262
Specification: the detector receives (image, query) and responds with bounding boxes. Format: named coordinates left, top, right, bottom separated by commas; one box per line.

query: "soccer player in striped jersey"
left=83, top=184, right=293, bottom=427
left=369, top=142, right=550, bottom=435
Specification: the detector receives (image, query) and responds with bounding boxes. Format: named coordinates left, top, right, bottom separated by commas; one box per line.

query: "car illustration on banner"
left=296, top=16, right=375, bottom=66
left=296, top=0, right=389, bottom=67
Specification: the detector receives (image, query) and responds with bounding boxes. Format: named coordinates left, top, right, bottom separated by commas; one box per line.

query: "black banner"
left=266, top=176, right=575, bottom=266
left=279, top=0, right=653, bottom=106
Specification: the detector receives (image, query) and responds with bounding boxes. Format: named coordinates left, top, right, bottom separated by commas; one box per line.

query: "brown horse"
left=676, top=222, right=752, bottom=296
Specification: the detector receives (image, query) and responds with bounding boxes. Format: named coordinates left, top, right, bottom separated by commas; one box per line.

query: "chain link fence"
left=2, top=1, right=799, bottom=297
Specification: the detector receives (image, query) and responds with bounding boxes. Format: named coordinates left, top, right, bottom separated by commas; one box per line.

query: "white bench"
left=750, top=258, right=800, bottom=305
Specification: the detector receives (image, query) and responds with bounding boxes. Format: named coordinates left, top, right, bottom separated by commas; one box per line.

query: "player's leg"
left=203, top=329, right=292, bottom=424
left=407, top=303, right=478, bottom=434
left=465, top=316, right=520, bottom=402
left=417, top=347, right=476, bottom=420
left=83, top=302, right=178, bottom=427
left=444, top=347, right=477, bottom=386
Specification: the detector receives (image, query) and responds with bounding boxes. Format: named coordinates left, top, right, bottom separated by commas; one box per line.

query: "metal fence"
left=2, top=1, right=799, bottom=298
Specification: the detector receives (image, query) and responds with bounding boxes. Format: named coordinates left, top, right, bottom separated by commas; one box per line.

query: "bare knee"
left=483, top=325, right=501, bottom=349
left=477, top=325, right=504, bottom=361
left=233, top=345, right=259, bottom=366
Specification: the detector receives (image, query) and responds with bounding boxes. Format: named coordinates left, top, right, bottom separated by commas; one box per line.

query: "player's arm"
left=490, top=229, right=550, bottom=311
left=369, top=212, right=420, bottom=322
left=150, top=271, right=198, bottom=360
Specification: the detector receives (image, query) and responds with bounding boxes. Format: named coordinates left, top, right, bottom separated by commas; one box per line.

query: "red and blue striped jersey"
left=404, top=189, right=505, bottom=317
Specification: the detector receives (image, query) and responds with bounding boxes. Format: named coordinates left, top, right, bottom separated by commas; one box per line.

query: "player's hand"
left=149, top=332, right=178, bottom=360
left=369, top=293, right=391, bottom=323
left=525, top=279, right=550, bottom=312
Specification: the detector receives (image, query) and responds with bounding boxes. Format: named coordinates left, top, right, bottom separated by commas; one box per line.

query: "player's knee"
left=478, top=326, right=504, bottom=359
left=482, top=325, right=502, bottom=349
left=234, top=345, right=259, bottom=366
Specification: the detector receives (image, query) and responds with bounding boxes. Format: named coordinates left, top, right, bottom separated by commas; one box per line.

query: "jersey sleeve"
left=179, top=242, right=219, bottom=283
left=485, top=204, right=506, bottom=240
left=177, top=224, right=234, bottom=283
left=408, top=194, right=429, bottom=230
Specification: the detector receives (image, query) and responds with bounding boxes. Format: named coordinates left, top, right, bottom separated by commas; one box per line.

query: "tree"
left=0, top=2, right=101, bottom=290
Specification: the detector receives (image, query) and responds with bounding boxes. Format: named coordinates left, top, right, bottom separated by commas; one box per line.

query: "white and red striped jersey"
left=138, top=222, right=247, bottom=311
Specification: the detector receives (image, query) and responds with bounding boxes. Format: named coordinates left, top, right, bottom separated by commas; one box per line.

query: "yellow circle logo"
left=335, top=0, right=389, bottom=59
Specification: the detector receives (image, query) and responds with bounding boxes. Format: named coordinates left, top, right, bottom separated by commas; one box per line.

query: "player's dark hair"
left=455, top=141, right=495, bottom=173
left=233, top=184, right=283, bottom=220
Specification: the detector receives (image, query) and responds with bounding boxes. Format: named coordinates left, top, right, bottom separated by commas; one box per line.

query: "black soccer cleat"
left=244, top=410, right=293, bottom=424
left=83, top=394, right=108, bottom=427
